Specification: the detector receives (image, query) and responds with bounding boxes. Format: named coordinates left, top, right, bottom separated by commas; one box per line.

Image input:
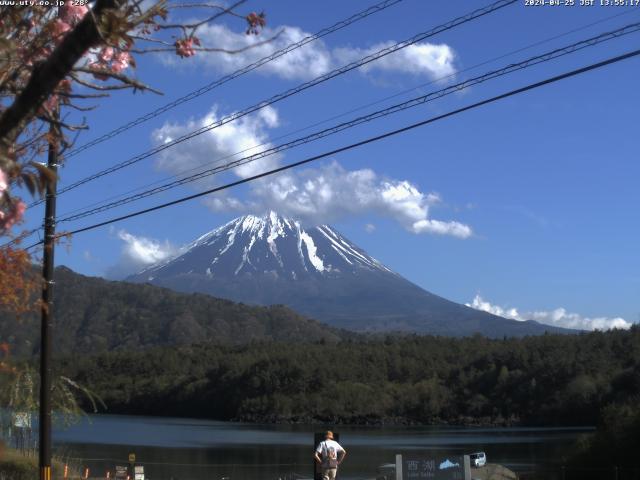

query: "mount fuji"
left=127, top=212, right=571, bottom=337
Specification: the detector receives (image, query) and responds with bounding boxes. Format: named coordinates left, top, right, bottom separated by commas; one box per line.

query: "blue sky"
left=19, top=0, right=640, bottom=330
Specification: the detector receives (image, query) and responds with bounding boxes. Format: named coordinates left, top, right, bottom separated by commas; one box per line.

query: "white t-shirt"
left=316, top=439, right=345, bottom=468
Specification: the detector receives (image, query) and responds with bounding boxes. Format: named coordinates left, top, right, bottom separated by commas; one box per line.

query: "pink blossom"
left=175, top=38, right=199, bottom=58
left=0, top=169, right=7, bottom=196
left=14, top=201, right=26, bottom=218
left=24, top=46, right=51, bottom=66
left=57, top=78, right=72, bottom=93
left=51, top=19, right=71, bottom=41
left=0, top=201, right=26, bottom=231
left=111, top=51, right=131, bottom=73
left=98, top=47, right=114, bottom=63
left=59, top=4, right=88, bottom=25
left=245, top=12, right=266, bottom=35
left=88, top=62, right=109, bottom=80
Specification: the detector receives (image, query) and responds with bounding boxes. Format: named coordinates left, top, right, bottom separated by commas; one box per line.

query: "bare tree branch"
left=132, top=29, right=282, bottom=54
left=72, top=68, right=164, bottom=94
left=36, top=115, right=88, bottom=132
left=129, top=35, right=174, bottom=46
left=58, top=92, right=110, bottom=99
left=166, top=0, right=247, bottom=20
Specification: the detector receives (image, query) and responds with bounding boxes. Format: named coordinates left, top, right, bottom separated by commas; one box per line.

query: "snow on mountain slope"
left=138, top=211, right=393, bottom=281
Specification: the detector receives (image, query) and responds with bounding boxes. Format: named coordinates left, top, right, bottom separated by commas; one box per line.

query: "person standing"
left=314, top=431, right=346, bottom=480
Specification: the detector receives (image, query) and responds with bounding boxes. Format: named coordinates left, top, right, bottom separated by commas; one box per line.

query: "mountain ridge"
left=0, top=266, right=344, bottom=357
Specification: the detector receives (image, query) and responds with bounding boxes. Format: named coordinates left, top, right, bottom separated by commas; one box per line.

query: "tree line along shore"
left=55, top=327, right=639, bottom=428
left=3, top=326, right=639, bottom=479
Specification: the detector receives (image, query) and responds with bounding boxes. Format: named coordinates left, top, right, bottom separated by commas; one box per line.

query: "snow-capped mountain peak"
left=139, top=211, right=392, bottom=281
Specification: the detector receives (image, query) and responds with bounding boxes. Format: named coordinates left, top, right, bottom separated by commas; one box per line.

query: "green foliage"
left=563, top=400, right=640, bottom=478
left=0, top=267, right=344, bottom=357
left=55, top=325, right=640, bottom=427
left=0, top=361, right=105, bottom=443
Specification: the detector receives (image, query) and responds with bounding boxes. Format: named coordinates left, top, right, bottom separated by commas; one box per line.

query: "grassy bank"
left=0, top=446, right=80, bottom=480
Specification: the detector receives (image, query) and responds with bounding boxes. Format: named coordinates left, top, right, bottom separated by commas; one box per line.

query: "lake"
left=50, top=414, right=591, bottom=480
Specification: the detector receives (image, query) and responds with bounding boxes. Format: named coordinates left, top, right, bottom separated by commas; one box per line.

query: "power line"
left=19, top=47, right=636, bottom=250
left=6, top=9, right=637, bottom=250
left=54, top=22, right=640, bottom=224
left=60, top=0, right=403, bottom=161
left=53, top=7, right=640, bottom=223
left=35, top=0, right=516, bottom=204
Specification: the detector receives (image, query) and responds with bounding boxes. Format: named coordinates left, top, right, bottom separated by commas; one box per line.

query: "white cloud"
left=334, top=42, right=456, bottom=79
left=106, top=230, right=178, bottom=279
left=467, top=295, right=522, bottom=320
left=152, top=109, right=471, bottom=239
left=176, top=25, right=333, bottom=80
left=117, top=230, right=176, bottom=265
left=466, top=295, right=633, bottom=331
left=203, top=194, right=249, bottom=213
left=412, top=218, right=472, bottom=238
left=166, top=24, right=456, bottom=81
left=218, top=162, right=472, bottom=239
left=152, top=104, right=281, bottom=181
left=365, top=223, right=376, bottom=233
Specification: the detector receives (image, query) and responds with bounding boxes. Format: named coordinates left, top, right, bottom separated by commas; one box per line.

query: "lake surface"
left=51, top=415, right=592, bottom=480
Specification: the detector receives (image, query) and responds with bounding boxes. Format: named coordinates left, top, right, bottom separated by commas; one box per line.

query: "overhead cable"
left=18, top=46, right=635, bottom=250
left=60, top=0, right=404, bottom=161
left=38, top=0, right=516, bottom=204
left=53, top=7, right=640, bottom=223
left=54, top=22, right=640, bottom=224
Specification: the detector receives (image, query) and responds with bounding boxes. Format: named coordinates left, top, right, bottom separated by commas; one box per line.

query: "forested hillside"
left=58, top=326, right=640, bottom=427
left=0, top=267, right=344, bottom=356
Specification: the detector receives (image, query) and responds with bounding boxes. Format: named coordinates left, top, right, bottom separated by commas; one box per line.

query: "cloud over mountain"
left=152, top=105, right=472, bottom=238
left=106, top=229, right=177, bottom=279
left=467, top=295, right=632, bottom=331
left=243, top=162, right=472, bottom=238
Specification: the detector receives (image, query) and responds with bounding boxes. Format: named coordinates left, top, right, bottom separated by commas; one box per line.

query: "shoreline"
left=70, top=411, right=597, bottom=430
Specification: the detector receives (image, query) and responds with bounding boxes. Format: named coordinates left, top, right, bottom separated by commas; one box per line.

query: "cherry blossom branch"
left=0, top=0, right=124, bottom=162
left=132, top=29, right=281, bottom=56
left=0, top=0, right=271, bottom=225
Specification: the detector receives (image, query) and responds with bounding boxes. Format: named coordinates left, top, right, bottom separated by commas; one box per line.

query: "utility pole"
left=39, top=109, right=59, bottom=480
